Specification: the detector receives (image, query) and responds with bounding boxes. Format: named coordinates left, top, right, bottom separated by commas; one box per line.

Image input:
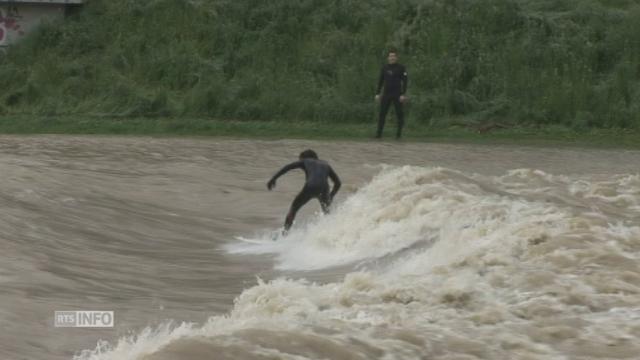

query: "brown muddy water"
left=1, top=135, right=639, bottom=360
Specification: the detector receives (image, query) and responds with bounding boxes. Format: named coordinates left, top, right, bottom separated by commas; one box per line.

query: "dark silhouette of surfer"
left=267, top=149, right=341, bottom=232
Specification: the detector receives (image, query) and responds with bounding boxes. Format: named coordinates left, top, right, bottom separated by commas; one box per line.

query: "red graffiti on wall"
left=0, top=7, right=23, bottom=43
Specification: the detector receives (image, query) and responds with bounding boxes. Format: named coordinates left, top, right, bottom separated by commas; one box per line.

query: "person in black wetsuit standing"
left=375, top=50, right=408, bottom=139
left=267, top=149, right=341, bottom=232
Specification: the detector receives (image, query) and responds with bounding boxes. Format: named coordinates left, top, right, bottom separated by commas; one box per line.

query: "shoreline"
left=0, top=115, right=638, bottom=149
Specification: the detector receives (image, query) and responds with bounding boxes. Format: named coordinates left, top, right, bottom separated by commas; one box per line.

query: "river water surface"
left=1, top=135, right=639, bottom=360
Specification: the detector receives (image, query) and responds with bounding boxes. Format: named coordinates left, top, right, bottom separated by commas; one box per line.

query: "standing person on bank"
left=375, top=50, right=408, bottom=139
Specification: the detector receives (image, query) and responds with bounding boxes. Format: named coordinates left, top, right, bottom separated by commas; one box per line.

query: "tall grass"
left=0, top=0, right=639, bottom=128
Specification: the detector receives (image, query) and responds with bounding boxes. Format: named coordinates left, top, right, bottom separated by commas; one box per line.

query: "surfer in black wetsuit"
left=375, top=49, right=408, bottom=139
left=267, top=149, right=341, bottom=232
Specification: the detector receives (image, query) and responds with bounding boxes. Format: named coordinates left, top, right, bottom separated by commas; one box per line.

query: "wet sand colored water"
left=1, top=135, right=639, bottom=360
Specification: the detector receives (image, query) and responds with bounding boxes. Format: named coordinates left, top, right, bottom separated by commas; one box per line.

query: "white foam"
left=77, top=166, right=640, bottom=360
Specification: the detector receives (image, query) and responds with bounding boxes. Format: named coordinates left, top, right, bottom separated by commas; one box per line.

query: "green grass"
left=1, top=115, right=638, bottom=149
left=1, top=0, right=639, bottom=130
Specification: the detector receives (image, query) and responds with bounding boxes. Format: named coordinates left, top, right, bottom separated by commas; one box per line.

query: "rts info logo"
left=54, top=311, right=114, bottom=328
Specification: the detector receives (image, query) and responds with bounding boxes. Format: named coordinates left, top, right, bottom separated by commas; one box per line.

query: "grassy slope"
left=0, top=0, right=639, bottom=132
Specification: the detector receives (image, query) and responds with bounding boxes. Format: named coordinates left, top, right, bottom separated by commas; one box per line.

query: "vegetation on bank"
left=0, top=0, right=639, bottom=130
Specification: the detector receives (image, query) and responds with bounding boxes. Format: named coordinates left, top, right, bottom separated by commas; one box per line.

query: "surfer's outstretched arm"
left=267, top=161, right=303, bottom=190
left=328, top=167, right=341, bottom=199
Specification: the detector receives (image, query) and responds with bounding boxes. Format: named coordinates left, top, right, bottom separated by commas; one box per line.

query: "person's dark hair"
left=299, top=149, right=318, bottom=159
left=388, top=48, right=398, bottom=56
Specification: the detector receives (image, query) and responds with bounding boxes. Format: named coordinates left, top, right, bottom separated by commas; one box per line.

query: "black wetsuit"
left=376, top=63, right=408, bottom=138
left=268, top=159, right=341, bottom=230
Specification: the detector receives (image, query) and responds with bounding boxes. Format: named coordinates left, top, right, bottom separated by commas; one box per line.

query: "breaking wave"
left=76, top=166, right=640, bottom=360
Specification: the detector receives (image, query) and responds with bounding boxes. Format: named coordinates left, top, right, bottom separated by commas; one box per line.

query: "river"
left=1, top=135, right=639, bottom=360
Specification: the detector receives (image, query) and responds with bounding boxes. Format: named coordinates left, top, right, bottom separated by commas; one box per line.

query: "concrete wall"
left=0, top=2, right=80, bottom=47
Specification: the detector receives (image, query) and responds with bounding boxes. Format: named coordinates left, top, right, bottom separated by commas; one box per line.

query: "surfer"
left=267, top=149, right=341, bottom=232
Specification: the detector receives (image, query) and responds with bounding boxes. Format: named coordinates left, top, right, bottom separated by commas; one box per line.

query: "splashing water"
left=75, top=165, right=640, bottom=360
